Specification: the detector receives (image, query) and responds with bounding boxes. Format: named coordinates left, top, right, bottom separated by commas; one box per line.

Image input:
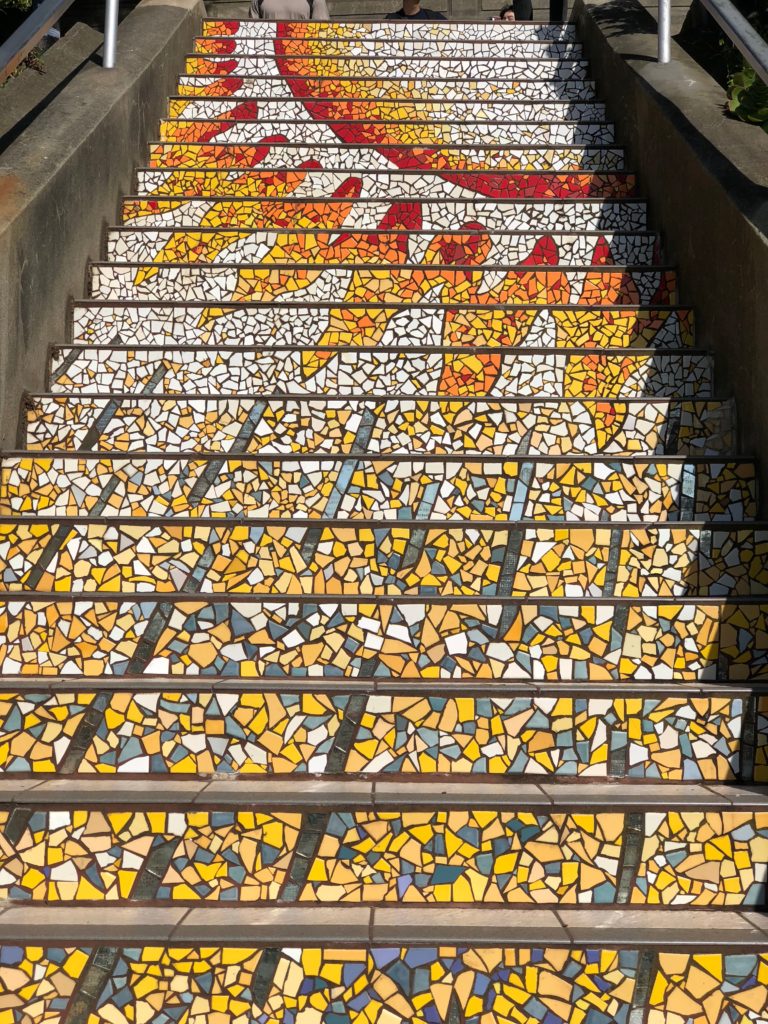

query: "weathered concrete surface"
left=575, top=0, right=768, bottom=506
left=0, top=0, right=205, bottom=449
left=0, top=24, right=104, bottom=154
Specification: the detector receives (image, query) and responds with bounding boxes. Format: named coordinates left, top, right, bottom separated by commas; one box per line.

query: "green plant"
left=728, top=62, right=768, bottom=130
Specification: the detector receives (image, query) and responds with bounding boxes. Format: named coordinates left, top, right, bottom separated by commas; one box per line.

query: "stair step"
left=1, top=781, right=766, bottom=906
left=89, top=265, right=674, bottom=305
left=201, top=21, right=579, bottom=40
left=184, top=55, right=593, bottom=82
left=174, top=77, right=599, bottom=102
left=2, top=519, right=764, bottom=596
left=0, top=595, right=766, bottom=679
left=193, top=38, right=584, bottom=59
left=1, top=455, right=754, bottom=521
left=148, top=141, right=620, bottom=171
left=71, top=303, right=693, bottom=351
left=49, top=348, right=710, bottom=399
left=166, top=98, right=603, bottom=122
left=26, top=397, right=733, bottom=457
left=0, top=683, right=747, bottom=778
left=158, top=120, right=617, bottom=147
left=105, top=229, right=657, bottom=268
left=122, top=196, right=648, bottom=232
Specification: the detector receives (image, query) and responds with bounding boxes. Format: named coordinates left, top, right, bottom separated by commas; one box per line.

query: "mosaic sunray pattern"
left=173, top=79, right=600, bottom=103
left=71, top=305, right=690, bottom=350
left=121, top=198, right=648, bottom=232
left=192, top=38, right=585, bottom=59
left=4, top=523, right=764, bottom=596
left=649, top=952, right=768, bottom=1024
left=183, top=55, right=593, bottom=81
left=0, top=599, right=767, bottom=678
left=1, top=456, right=755, bottom=521
left=106, top=229, right=657, bottom=267
left=90, top=266, right=674, bottom=306
left=48, top=349, right=710, bottom=399
left=24, top=397, right=734, bottom=456
left=0, top=692, right=744, bottom=779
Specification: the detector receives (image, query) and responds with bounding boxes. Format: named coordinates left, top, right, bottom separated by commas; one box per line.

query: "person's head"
left=402, top=0, right=421, bottom=12
left=498, top=3, right=516, bottom=18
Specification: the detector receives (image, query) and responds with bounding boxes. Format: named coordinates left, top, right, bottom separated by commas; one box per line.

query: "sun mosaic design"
left=5, top=946, right=768, bottom=1024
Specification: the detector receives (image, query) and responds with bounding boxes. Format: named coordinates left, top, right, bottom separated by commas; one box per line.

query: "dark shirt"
left=513, top=0, right=533, bottom=17
left=385, top=6, right=448, bottom=17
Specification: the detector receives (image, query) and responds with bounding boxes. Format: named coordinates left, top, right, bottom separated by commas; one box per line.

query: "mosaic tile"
left=0, top=456, right=754, bottom=521
left=199, top=19, right=578, bottom=39
left=25, top=397, right=734, bottom=457
left=105, top=228, right=656, bottom=267
left=0, top=692, right=742, bottom=779
left=0, top=598, right=765, bottom=678
left=120, top=197, right=648, bottom=232
left=752, top=697, right=768, bottom=784
left=192, top=37, right=585, bottom=60
left=0, top=946, right=87, bottom=1023
left=138, top=164, right=627, bottom=194
left=165, top=97, right=602, bottom=122
left=649, top=952, right=768, bottom=1024
left=632, top=811, right=768, bottom=906
left=172, top=78, right=600, bottom=103
left=71, top=305, right=689, bottom=350
left=90, top=265, right=673, bottom=307
left=92, top=946, right=640, bottom=1024
left=49, top=349, right=709, bottom=399
left=183, top=55, right=593, bottom=81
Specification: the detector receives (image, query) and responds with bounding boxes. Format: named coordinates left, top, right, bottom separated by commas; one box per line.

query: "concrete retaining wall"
left=0, top=0, right=205, bottom=448
left=575, top=0, right=768, bottom=505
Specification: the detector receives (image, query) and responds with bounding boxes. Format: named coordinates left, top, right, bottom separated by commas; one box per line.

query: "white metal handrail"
left=0, top=0, right=119, bottom=82
left=658, top=0, right=768, bottom=78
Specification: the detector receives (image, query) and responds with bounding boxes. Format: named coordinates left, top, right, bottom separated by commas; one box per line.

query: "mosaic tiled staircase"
left=4, top=17, right=768, bottom=1024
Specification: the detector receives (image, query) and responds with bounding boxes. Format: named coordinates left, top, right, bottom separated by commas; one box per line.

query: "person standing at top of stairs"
left=386, top=0, right=448, bottom=19
left=250, top=0, right=329, bottom=20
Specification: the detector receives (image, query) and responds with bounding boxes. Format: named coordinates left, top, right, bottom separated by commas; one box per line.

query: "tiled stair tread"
left=69, top=305, right=693, bottom=352
left=4, top=778, right=767, bottom=809
left=49, top=350, right=711, bottom=400
left=105, top=231, right=658, bottom=267
left=5, top=518, right=764, bottom=596
left=89, top=267, right=674, bottom=305
left=26, top=396, right=732, bottom=457
left=3, top=905, right=768, bottom=947
left=120, top=197, right=648, bottom=229
left=173, top=81, right=601, bottom=101
left=1, top=455, right=756, bottom=522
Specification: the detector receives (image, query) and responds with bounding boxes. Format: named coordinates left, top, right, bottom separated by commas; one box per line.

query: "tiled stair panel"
left=2, top=17, right=768, bottom=1022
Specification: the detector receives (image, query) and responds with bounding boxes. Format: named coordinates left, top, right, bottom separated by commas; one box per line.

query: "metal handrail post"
left=103, top=0, right=119, bottom=68
left=658, top=0, right=671, bottom=62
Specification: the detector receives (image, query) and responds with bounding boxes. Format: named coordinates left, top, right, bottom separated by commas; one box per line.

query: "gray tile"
left=0, top=907, right=187, bottom=942
left=372, top=907, right=566, bottom=944
left=558, top=909, right=767, bottom=947
left=16, top=779, right=207, bottom=805
left=198, top=779, right=373, bottom=807
left=0, top=779, right=49, bottom=802
left=175, top=907, right=372, bottom=943
left=540, top=783, right=725, bottom=807
left=703, top=785, right=768, bottom=806
left=374, top=781, right=546, bottom=808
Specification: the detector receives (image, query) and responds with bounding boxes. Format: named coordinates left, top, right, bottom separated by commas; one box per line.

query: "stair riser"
left=193, top=39, right=585, bottom=58
left=49, top=350, right=709, bottom=399
left=166, top=99, right=603, bottom=121
left=1, top=458, right=754, bottom=521
left=184, top=56, right=592, bottom=80
left=200, top=21, right=578, bottom=39
left=71, top=306, right=691, bottom=350
left=0, top=599, right=765, bottom=679
left=1, top=807, right=765, bottom=905
left=26, top=398, right=733, bottom=457
left=2, top=523, right=764, bottom=597
left=106, top=231, right=656, bottom=268
left=89, top=267, right=675, bottom=306
left=174, top=78, right=599, bottom=101
left=122, top=198, right=648, bottom=232
left=148, top=141, right=620, bottom=171
left=9, top=945, right=768, bottom=1024
left=0, top=690, right=742, bottom=779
